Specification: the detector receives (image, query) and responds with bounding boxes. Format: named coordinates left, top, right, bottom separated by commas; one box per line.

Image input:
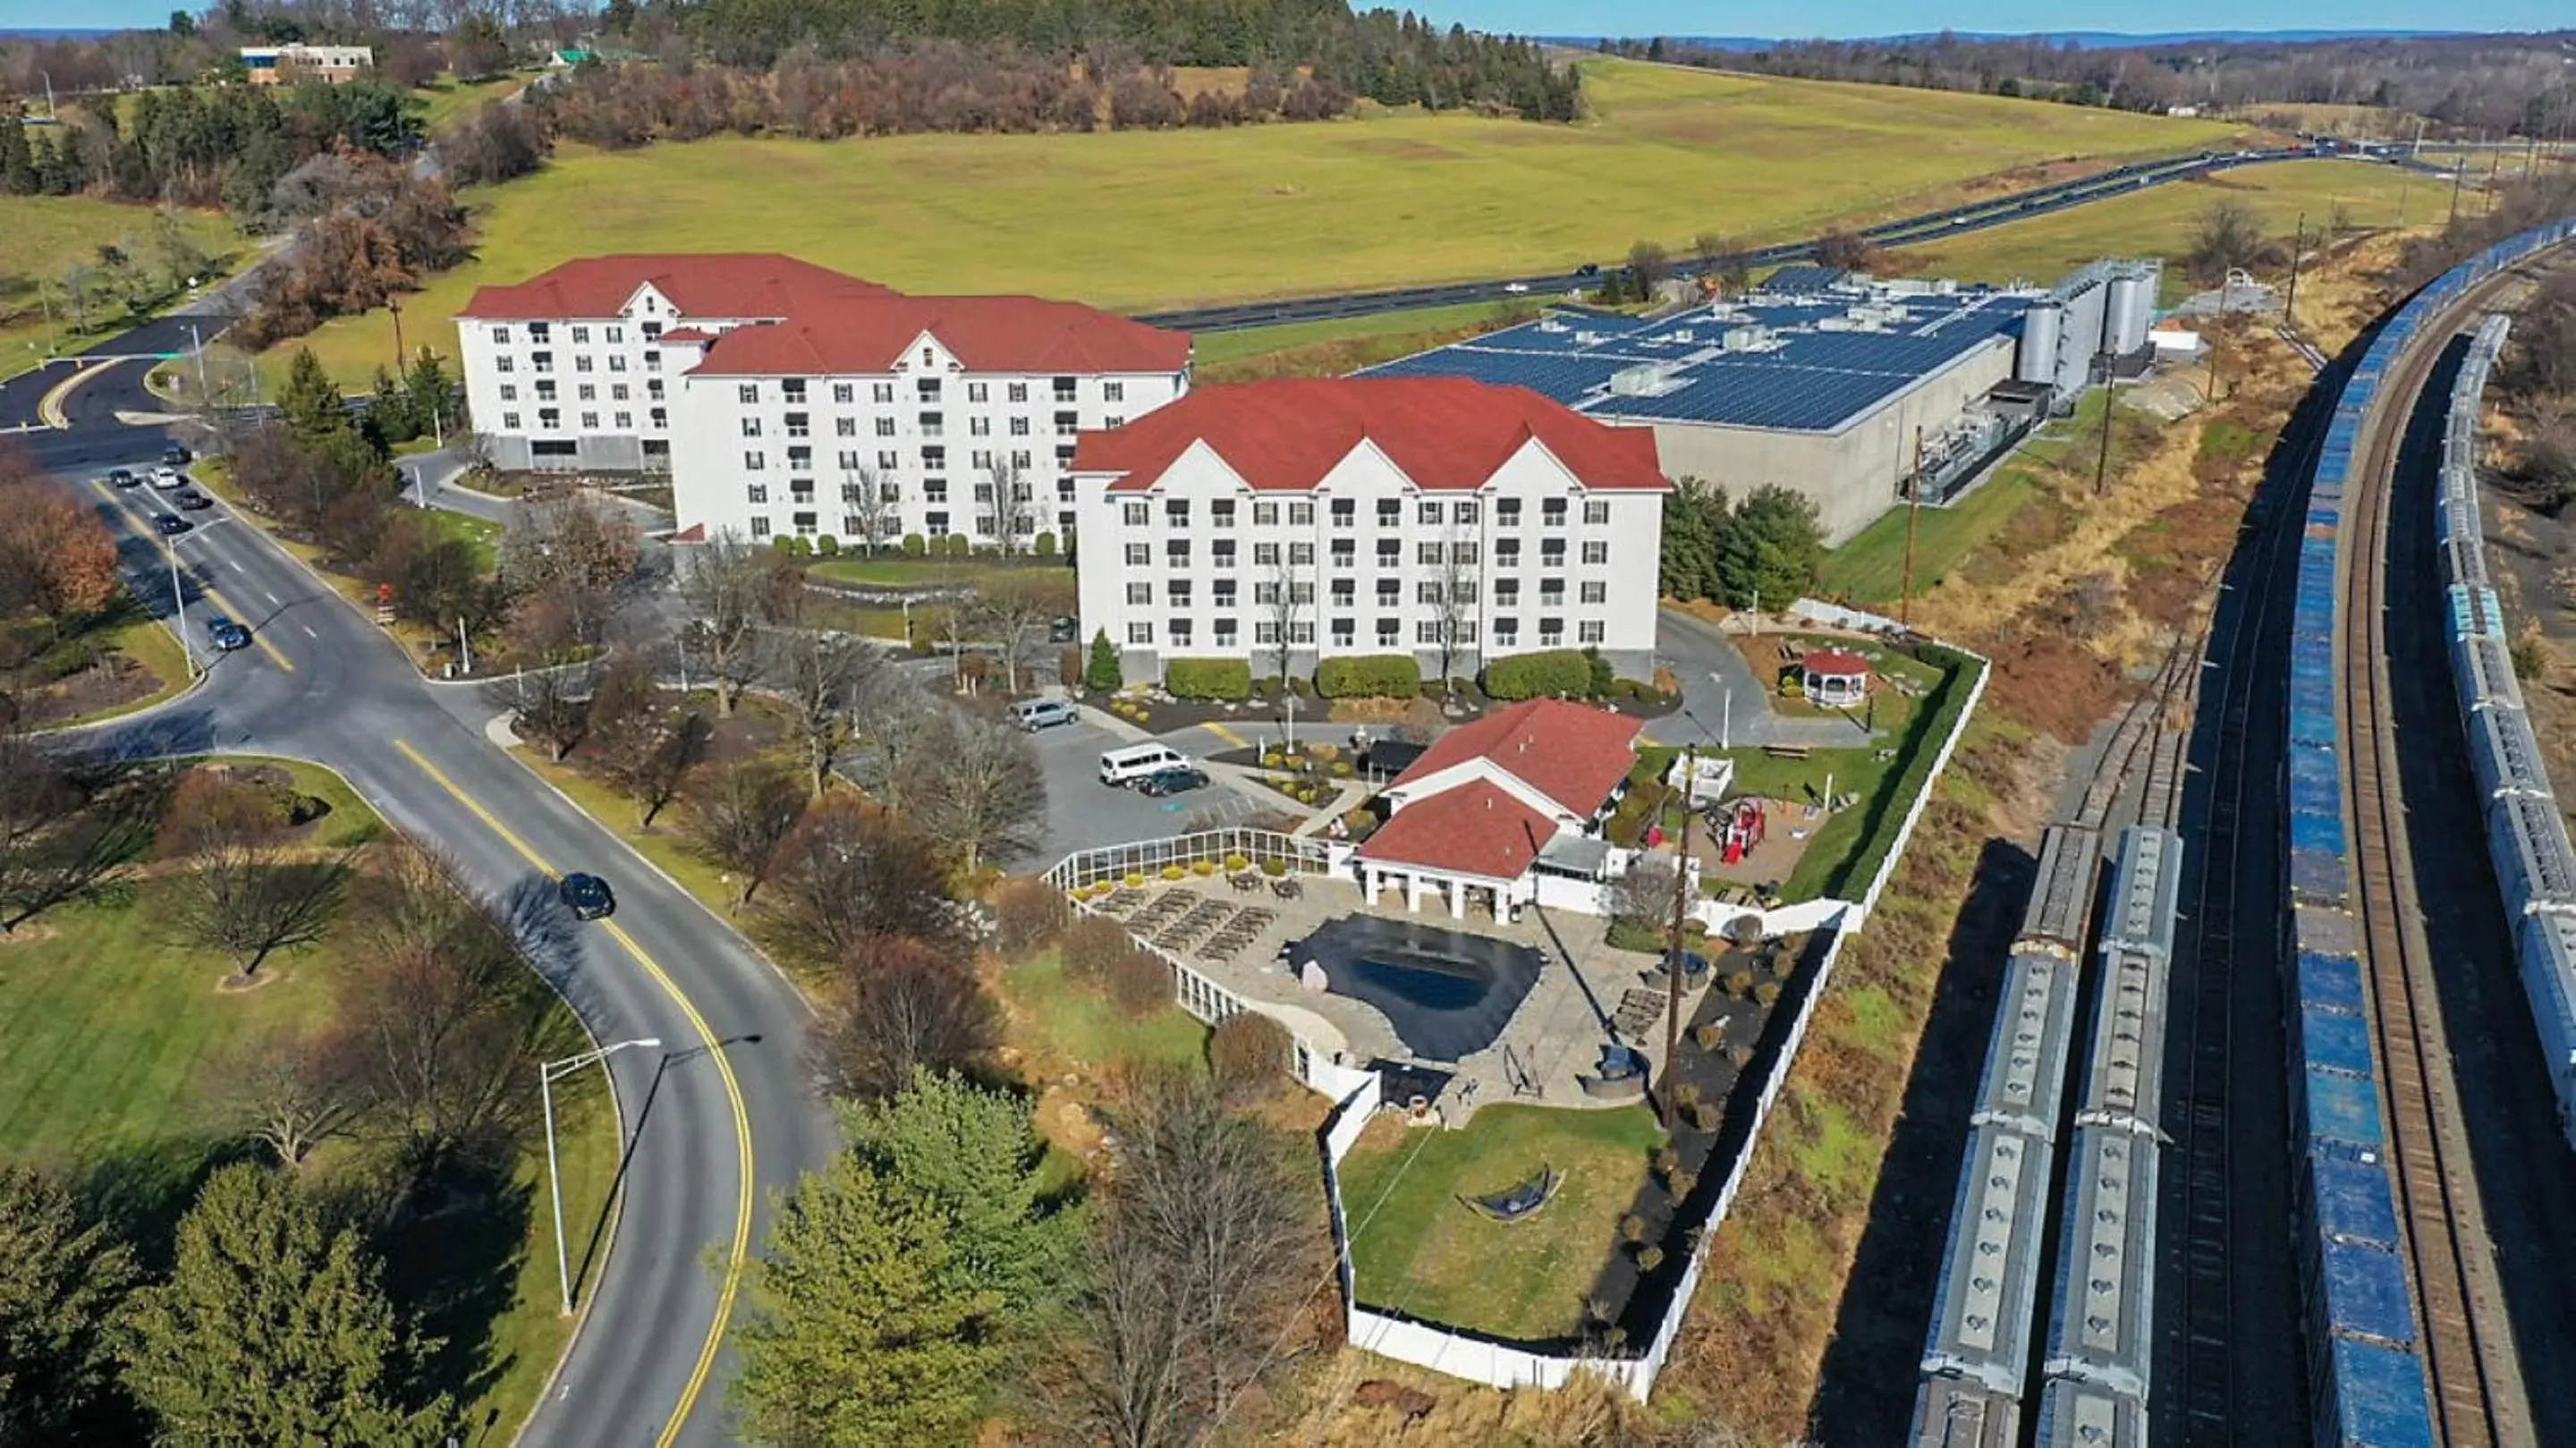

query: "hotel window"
left=579, top=384, right=596, bottom=402
left=1165, top=500, right=1191, bottom=526
left=1417, top=621, right=1440, bottom=644
left=1212, top=579, right=1237, bottom=607
left=877, top=450, right=899, bottom=470
left=1126, top=582, right=1152, bottom=605
left=1127, top=622, right=1153, bottom=645
left=1211, top=500, right=1235, bottom=529
left=1008, top=382, right=1029, bottom=402
left=971, top=451, right=993, bottom=471
left=538, top=408, right=559, bottom=429
left=737, top=384, right=759, bottom=404
left=1289, top=542, right=1314, bottom=565
left=1256, top=621, right=1280, bottom=645
left=1330, top=580, right=1356, bottom=607
left=1168, top=620, right=1193, bottom=647
left=1106, top=415, right=1124, bottom=428
left=1418, top=542, right=1442, bottom=564
left=1418, top=501, right=1443, bottom=525
left=747, top=414, right=764, bottom=436
left=1492, top=617, right=1518, bottom=648
left=922, top=446, right=945, bottom=470
left=488, top=326, right=510, bottom=344
left=1013, top=449, right=1033, bottom=468
left=575, top=355, right=594, bottom=374
left=1496, top=538, right=1521, bottom=566
left=529, top=323, right=552, bottom=342
left=1417, top=582, right=1441, bottom=605
left=571, top=326, right=590, bottom=344
left=1584, top=499, right=1611, bottom=525
left=843, top=514, right=865, bottom=534
left=917, top=378, right=940, bottom=402
left=532, top=352, right=554, bottom=373
left=1290, top=502, right=1314, bottom=526
left=744, top=451, right=766, bottom=470
left=1104, top=380, right=1125, bottom=402
left=1053, top=411, right=1079, bottom=436
left=1214, top=618, right=1237, bottom=648
left=606, top=326, right=623, bottom=343
left=645, top=352, right=660, bottom=370
left=926, top=512, right=951, bottom=536
left=648, top=379, right=664, bottom=399
left=1580, top=621, right=1606, bottom=643
left=580, top=411, right=597, bottom=428
left=1581, top=580, right=1607, bottom=605
left=1211, top=540, right=1235, bottom=571
left=967, top=382, right=988, bottom=402
left=747, top=484, right=769, bottom=504
left=970, top=417, right=990, bottom=436
left=919, top=412, right=944, bottom=437
left=836, top=418, right=857, bottom=436
left=1290, top=581, right=1314, bottom=605
left=641, top=322, right=662, bottom=341
left=1330, top=500, right=1355, bottom=529
left=1253, top=542, right=1280, bottom=566
left=787, top=447, right=812, bottom=471
left=608, top=354, right=626, bottom=372
left=502, top=411, right=521, bottom=429
left=1542, top=498, right=1568, bottom=528
left=612, top=384, right=629, bottom=400
left=837, top=450, right=862, bottom=470
left=1376, top=499, right=1400, bottom=527
left=1375, top=579, right=1401, bottom=604
left=1331, top=618, right=1356, bottom=647
left=1376, top=618, right=1401, bottom=647
left=1496, top=498, right=1521, bottom=526
left=834, top=383, right=855, bottom=403
left=924, top=478, right=948, bottom=504
left=973, top=480, right=994, bottom=504
left=877, top=419, right=896, bottom=437
left=1453, top=580, right=1477, bottom=603
left=783, top=380, right=806, bottom=403
left=873, top=383, right=895, bottom=403
left=1541, top=538, right=1567, bottom=568
left=1539, top=617, right=1564, bottom=647
left=1452, top=539, right=1478, bottom=564
left=1495, top=579, right=1520, bottom=604
left=499, top=385, right=518, bottom=402
left=1540, top=580, right=1565, bottom=605
left=536, top=381, right=557, bottom=401
left=1167, top=580, right=1192, bottom=605
left=496, top=355, right=514, bottom=374
left=1330, top=539, right=1356, bottom=568
left=1454, top=500, right=1479, bottom=524
left=1053, top=376, right=1077, bottom=402
left=1125, top=543, right=1150, bottom=566
left=1123, top=502, right=1149, bottom=527
left=881, top=481, right=902, bottom=503
left=975, top=514, right=996, bottom=536
left=841, top=480, right=866, bottom=504
left=1255, top=580, right=1280, bottom=605
left=1582, top=541, right=1609, bottom=565
left=1057, top=480, right=1074, bottom=502
left=750, top=516, right=771, bottom=538
left=1055, top=445, right=1076, bottom=469
left=1007, top=417, right=1030, bottom=437
left=650, top=408, right=666, bottom=429
left=1375, top=539, right=1400, bottom=565
left=1165, top=540, right=1191, bottom=565
left=1291, top=622, right=1315, bottom=645
left=1253, top=502, right=1279, bottom=527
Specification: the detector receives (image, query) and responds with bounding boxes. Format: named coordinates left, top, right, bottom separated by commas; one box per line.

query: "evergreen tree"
left=1085, top=629, right=1122, bottom=693
left=0, top=1164, right=140, bottom=1439
left=0, top=114, right=36, bottom=195
left=114, top=1164, right=451, bottom=1446
left=1717, top=484, right=1825, bottom=613
left=843, top=1071, right=1076, bottom=1312
left=403, top=347, right=459, bottom=439
left=279, top=347, right=350, bottom=445
left=1658, top=477, right=1725, bottom=601
left=367, top=364, right=419, bottom=443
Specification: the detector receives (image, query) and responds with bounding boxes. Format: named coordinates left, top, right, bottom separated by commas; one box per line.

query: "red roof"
left=1801, top=648, right=1870, bottom=676
left=459, top=254, right=891, bottom=322
left=1389, top=699, right=1643, bottom=817
left=687, top=294, right=1190, bottom=377
left=1071, top=377, right=1670, bottom=494
left=1358, top=780, right=1557, bottom=880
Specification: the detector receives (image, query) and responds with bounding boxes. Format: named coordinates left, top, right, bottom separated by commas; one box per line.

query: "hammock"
left=1463, top=1165, right=1562, bottom=1224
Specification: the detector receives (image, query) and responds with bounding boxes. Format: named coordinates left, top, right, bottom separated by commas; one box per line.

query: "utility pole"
left=186, top=322, right=212, bottom=410
left=1661, top=743, right=1698, bottom=1138
left=2484, top=147, right=2504, bottom=216
left=1899, top=426, right=1924, bottom=628
left=2448, top=137, right=2471, bottom=226
left=2092, top=377, right=2116, bottom=499
left=388, top=295, right=406, bottom=375
left=2283, top=212, right=2308, bottom=329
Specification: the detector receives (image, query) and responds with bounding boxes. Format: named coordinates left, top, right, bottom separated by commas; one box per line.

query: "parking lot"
left=1021, top=713, right=1267, bottom=867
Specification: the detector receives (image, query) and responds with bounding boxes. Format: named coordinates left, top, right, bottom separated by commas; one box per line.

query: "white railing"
left=1045, top=826, right=1328, bottom=893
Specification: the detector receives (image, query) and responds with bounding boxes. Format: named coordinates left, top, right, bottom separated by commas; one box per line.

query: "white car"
left=1504, top=282, right=1530, bottom=293
left=149, top=466, right=185, bottom=489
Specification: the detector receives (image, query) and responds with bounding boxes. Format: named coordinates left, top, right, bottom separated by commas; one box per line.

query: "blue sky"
left=1, top=0, right=2564, bottom=38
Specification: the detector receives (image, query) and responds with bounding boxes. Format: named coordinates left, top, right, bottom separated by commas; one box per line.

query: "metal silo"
left=2018, top=301, right=2063, bottom=385
left=2106, top=270, right=2152, bottom=357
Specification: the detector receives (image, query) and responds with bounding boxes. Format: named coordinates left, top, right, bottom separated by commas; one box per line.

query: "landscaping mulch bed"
left=9, top=653, right=157, bottom=725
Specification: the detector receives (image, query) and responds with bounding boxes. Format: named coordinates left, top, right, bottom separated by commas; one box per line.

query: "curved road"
left=15, top=366, right=831, bottom=1448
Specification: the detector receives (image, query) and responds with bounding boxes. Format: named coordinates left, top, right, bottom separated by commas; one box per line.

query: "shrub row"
left=1315, top=654, right=1422, bottom=699
left=1482, top=648, right=1593, bottom=699
left=1165, top=657, right=1253, bottom=702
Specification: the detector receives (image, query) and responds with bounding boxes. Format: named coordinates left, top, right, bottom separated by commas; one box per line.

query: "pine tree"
left=114, top=1164, right=451, bottom=1446
left=404, top=346, right=459, bottom=439
left=0, top=114, right=36, bottom=195
left=278, top=347, right=350, bottom=445
left=1085, top=629, right=1122, bottom=693
left=0, top=1164, right=140, bottom=1437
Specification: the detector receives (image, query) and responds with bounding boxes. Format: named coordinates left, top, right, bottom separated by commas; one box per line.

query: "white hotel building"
left=1069, top=377, right=1672, bottom=683
left=455, top=255, right=1191, bottom=548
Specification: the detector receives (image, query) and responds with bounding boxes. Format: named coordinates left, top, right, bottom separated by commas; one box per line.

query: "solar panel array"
left=1360, top=285, right=2030, bottom=434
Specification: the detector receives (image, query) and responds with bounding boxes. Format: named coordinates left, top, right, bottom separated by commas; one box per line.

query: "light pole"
left=541, top=1037, right=662, bottom=1315
left=165, top=513, right=236, bottom=676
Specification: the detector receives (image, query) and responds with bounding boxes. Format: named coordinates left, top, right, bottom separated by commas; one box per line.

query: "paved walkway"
left=1644, top=606, right=1873, bottom=749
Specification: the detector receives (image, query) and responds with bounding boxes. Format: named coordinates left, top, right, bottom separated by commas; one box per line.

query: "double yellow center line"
left=391, top=741, right=755, bottom=1445
left=86, top=478, right=296, bottom=673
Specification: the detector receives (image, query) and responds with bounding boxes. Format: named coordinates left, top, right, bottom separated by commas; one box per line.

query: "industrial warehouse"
left=1364, top=258, right=2161, bottom=544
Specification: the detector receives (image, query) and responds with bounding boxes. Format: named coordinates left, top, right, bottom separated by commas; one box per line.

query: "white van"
left=1010, top=699, right=1078, bottom=732
left=1100, top=742, right=1190, bottom=787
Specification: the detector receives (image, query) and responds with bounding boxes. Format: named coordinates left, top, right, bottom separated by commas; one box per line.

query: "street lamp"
left=541, top=1037, right=663, bottom=1315
left=165, top=513, right=236, bottom=677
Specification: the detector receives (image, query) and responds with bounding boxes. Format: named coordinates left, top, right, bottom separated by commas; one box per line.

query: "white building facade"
left=1069, top=377, right=1672, bottom=683
left=455, top=254, right=1191, bottom=550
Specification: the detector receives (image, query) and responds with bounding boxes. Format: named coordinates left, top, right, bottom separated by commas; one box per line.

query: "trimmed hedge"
left=1315, top=654, right=1420, bottom=699
left=1483, top=648, right=1592, bottom=700
left=1165, top=658, right=1253, bottom=702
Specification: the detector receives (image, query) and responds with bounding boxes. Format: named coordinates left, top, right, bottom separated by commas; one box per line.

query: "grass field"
left=276, top=58, right=2242, bottom=388
left=1885, top=158, right=2423, bottom=295
left=417, top=72, right=527, bottom=134
left=1192, top=300, right=1522, bottom=367
left=1335, top=1104, right=1663, bottom=1342
left=1818, top=470, right=2039, bottom=606
left=0, top=757, right=614, bottom=1442
left=808, top=555, right=1067, bottom=589
left=996, top=949, right=1209, bottom=1080
left=0, top=196, right=240, bottom=377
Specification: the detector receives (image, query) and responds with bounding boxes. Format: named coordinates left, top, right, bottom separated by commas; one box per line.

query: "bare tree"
left=487, top=656, right=597, bottom=762
left=762, top=801, right=962, bottom=969
left=982, top=459, right=1037, bottom=556
left=2186, top=199, right=2267, bottom=285
left=160, top=783, right=351, bottom=982
left=0, top=732, right=157, bottom=934
left=1429, top=525, right=1479, bottom=694
left=767, top=628, right=885, bottom=799
left=806, top=936, right=999, bottom=1101
left=675, top=528, right=776, bottom=716
left=914, top=715, right=1046, bottom=874
left=1257, top=552, right=1308, bottom=745
left=680, top=757, right=807, bottom=909
left=500, top=489, right=645, bottom=653
left=585, top=655, right=711, bottom=826
left=1610, top=851, right=1690, bottom=939
left=840, top=467, right=899, bottom=556
left=970, top=571, right=1076, bottom=696
left=209, top=1025, right=368, bottom=1170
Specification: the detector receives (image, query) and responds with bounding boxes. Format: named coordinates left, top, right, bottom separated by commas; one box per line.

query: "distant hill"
left=1546, top=29, right=2473, bottom=50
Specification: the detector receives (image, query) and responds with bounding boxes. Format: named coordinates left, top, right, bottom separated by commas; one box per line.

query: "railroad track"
left=2337, top=267, right=2538, bottom=1448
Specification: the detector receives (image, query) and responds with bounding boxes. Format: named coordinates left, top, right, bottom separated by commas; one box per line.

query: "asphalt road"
left=41, top=415, right=833, bottom=1448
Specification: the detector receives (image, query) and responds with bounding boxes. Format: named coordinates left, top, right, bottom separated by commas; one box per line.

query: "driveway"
left=1645, top=606, right=1865, bottom=749
left=1021, top=714, right=1264, bottom=867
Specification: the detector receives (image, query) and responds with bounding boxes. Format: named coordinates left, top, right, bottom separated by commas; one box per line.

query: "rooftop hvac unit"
left=1721, top=325, right=1774, bottom=351
left=1609, top=362, right=1682, bottom=396
left=1667, top=327, right=1696, bottom=343
left=1815, top=317, right=1854, bottom=332
left=1574, top=330, right=1605, bottom=345
left=1536, top=318, right=1568, bottom=333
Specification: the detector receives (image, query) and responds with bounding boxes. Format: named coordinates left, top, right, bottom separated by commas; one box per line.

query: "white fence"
left=1044, top=826, right=1327, bottom=893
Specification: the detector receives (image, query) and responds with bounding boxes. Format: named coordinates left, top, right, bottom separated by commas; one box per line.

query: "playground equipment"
left=1716, top=798, right=1767, bottom=865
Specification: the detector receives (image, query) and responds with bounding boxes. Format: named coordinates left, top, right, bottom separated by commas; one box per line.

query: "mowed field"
left=1885, top=157, right=2424, bottom=291
left=279, top=58, right=2245, bottom=387
left=0, top=194, right=238, bottom=376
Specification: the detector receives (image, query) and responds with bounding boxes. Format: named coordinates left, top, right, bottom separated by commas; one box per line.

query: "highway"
left=28, top=388, right=832, bottom=1448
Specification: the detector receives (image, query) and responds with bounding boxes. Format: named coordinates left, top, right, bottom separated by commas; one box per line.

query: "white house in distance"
left=1068, top=377, right=1672, bottom=683
left=239, top=43, right=374, bottom=84
left=1356, top=698, right=1646, bottom=919
left=455, top=254, right=1192, bottom=550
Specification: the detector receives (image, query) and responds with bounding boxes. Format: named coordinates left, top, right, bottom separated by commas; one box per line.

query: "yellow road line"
left=38, top=360, right=113, bottom=428
left=391, top=741, right=755, bottom=1444
left=86, top=479, right=295, bottom=673
left=1203, top=719, right=1250, bottom=749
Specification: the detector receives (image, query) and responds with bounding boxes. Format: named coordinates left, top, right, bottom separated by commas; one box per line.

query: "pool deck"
left=1090, top=874, right=1715, bottom=1118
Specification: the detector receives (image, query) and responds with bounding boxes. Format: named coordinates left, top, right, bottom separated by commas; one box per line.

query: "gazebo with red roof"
left=1801, top=648, right=1871, bottom=707
left=1355, top=699, right=1644, bottom=919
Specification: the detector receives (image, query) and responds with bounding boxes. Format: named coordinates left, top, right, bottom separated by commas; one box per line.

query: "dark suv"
left=162, top=443, right=192, bottom=466
left=557, top=872, right=616, bottom=920
left=1137, top=766, right=1210, bottom=798
left=204, top=615, right=250, bottom=652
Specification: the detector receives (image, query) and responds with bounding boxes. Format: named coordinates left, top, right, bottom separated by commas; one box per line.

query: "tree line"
left=1658, top=478, right=1828, bottom=614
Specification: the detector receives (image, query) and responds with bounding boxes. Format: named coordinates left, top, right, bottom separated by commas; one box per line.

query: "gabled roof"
left=686, top=295, right=1189, bottom=377
left=1071, top=377, right=1669, bottom=494
left=459, top=254, right=892, bottom=322
left=1802, top=648, right=1869, bottom=675
left=1358, top=781, right=1557, bottom=881
left=1389, top=699, right=1643, bottom=817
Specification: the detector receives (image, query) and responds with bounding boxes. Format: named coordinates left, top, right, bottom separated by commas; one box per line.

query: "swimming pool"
left=1294, top=916, right=1544, bottom=1062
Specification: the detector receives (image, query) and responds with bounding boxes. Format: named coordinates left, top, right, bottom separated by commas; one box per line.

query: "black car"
left=153, top=513, right=191, bottom=537
left=204, top=615, right=250, bottom=652
left=162, top=443, right=192, bottom=466
left=1136, top=766, right=1209, bottom=798
left=106, top=468, right=138, bottom=488
left=558, top=872, right=615, bottom=920
left=174, top=489, right=214, bottom=511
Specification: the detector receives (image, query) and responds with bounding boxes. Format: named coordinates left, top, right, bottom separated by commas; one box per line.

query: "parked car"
left=162, top=443, right=192, bottom=466
left=149, top=466, right=184, bottom=489
left=557, top=872, right=615, bottom=920
left=1100, top=742, right=1190, bottom=787
left=174, top=489, right=214, bottom=511
left=106, top=468, right=138, bottom=488
left=1010, top=699, right=1078, bottom=732
left=204, top=615, right=250, bottom=652
left=152, top=513, right=191, bottom=537
left=1136, top=766, right=1210, bottom=798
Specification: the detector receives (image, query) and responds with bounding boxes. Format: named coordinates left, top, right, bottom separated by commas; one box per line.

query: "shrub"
left=1223, top=851, right=1250, bottom=873
left=1620, top=1214, right=1647, bottom=1243
left=1483, top=648, right=1592, bottom=700
left=1669, top=1168, right=1698, bottom=1198
left=940, top=533, right=972, bottom=558
left=1725, top=970, right=1755, bottom=998
left=1209, top=1012, right=1292, bottom=1096
left=1329, top=761, right=1352, bottom=777
left=1190, top=859, right=1216, bottom=876
left=1159, top=864, right=1186, bottom=881
left=1754, top=980, right=1783, bottom=1007
left=1694, top=1022, right=1723, bottom=1050
left=1034, top=531, right=1058, bottom=557
left=1260, top=750, right=1284, bottom=769
left=1106, top=948, right=1171, bottom=1019
left=902, top=533, right=928, bottom=556
left=1063, top=915, right=1131, bottom=989
left=1086, top=631, right=1123, bottom=693
left=791, top=536, right=815, bottom=558
left=1690, top=1102, right=1720, bottom=1131
left=1122, top=871, right=1147, bottom=888
left=816, top=534, right=840, bottom=556
left=772, top=535, right=798, bottom=554
left=1260, top=859, right=1289, bottom=878
left=1165, top=657, right=1253, bottom=702
left=1315, top=654, right=1420, bottom=699
left=1584, top=645, right=1615, bottom=698
left=993, top=876, right=1068, bottom=957
left=1638, top=1245, right=1665, bottom=1272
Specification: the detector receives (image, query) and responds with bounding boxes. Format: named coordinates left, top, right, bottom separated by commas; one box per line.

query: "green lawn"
left=808, top=555, right=1068, bottom=588
left=1818, top=470, right=2038, bottom=606
left=417, top=72, right=527, bottom=134
left=997, top=950, right=1209, bottom=1079
left=276, top=57, right=2242, bottom=387
left=1193, top=300, right=1527, bottom=368
left=421, top=504, right=504, bottom=572
left=1886, top=159, right=2422, bottom=297
left=0, top=195, right=240, bottom=378
left=0, top=757, right=614, bottom=1443
left=1335, top=1104, right=1664, bottom=1342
